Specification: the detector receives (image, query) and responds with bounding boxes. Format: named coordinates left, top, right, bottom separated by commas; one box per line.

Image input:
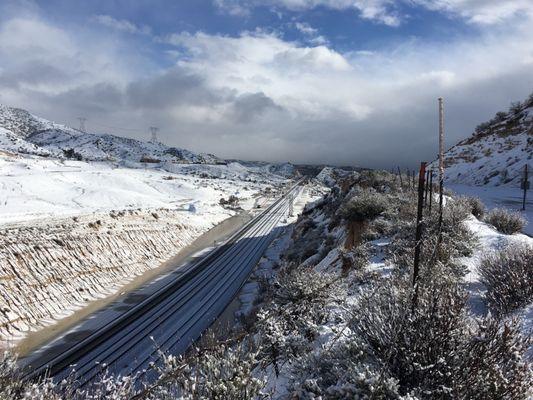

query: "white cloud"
left=413, top=0, right=533, bottom=25
left=215, top=0, right=533, bottom=26
left=294, top=21, right=318, bottom=35
left=92, top=14, right=152, bottom=35
left=215, top=0, right=401, bottom=26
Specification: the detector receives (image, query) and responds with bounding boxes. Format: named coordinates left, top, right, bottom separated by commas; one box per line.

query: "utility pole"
left=77, top=117, right=87, bottom=133
left=149, top=126, right=159, bottom=143
left=522, top=164, right=529, bottom=211
left=438, top=98, right=445, bottom=243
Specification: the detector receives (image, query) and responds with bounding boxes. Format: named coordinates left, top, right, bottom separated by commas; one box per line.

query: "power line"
left=90, top=121, right=140, bottom=132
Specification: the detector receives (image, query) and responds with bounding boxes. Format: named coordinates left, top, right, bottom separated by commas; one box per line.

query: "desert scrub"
left=143, top=337, right=265, bottom=400
left=479, top=244, right=533, bottom=317
left=256, top=267, right=344, bottom=374
left=465, top=196, right=485, bottom=219
left=342, top=190, right=389, bottom=222
left=485, top=208, right=526, bottom=234
left=290, top=339, right=402, bottom=399
left=349, top=275, right=532, bottom=399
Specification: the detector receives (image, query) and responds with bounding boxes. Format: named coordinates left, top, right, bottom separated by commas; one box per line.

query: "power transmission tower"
left=149, top=126, right=159, bottom=143
left=77, top=117, right=87, bottom=133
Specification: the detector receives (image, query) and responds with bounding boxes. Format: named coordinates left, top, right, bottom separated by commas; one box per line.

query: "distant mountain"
left=437, top=93, right=532, bottom=187
left=0, top=104, right=222, bottom=164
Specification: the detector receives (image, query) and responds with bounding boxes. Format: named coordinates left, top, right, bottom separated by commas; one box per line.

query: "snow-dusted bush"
left=350, top=275, right=468, bottom=397
left=349, top=275, right=532, bottom=399
left=291, top=339, right=402, bottom=399
left=485, top=208, right=526, bottom=234
left=143, top=337, right=264, bottom=400
left=479, top=244, right=533, bottom=317
left=464, top=196, right=486, bottom=219
left=256, top=268, right=343, bottom=374
left=342, top=191, right=389, bottom=222
left=0, top=351, right=136, bottom=400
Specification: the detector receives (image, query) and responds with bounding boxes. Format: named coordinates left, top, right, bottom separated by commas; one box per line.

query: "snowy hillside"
left=437, top=94, right=532, bottom=187
left=0, top=104, right=296, bottom=225
left=0, top=104, right=221, bottom=164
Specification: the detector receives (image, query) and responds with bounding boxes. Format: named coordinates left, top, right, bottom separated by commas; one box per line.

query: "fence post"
left=429, top=170, right=433, bottom=212
left=522, top=164, right=529, bottom=211
left=424, top=169, right=430, bottom=206
left=412, top=161, right=427, bottom=310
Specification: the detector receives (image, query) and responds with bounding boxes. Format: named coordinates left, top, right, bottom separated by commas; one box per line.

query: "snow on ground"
left=0, top=156, right=285, bottom=225
left=460, top=216, right=532, bottom=318
left=449, top=183, right=532, bottom=236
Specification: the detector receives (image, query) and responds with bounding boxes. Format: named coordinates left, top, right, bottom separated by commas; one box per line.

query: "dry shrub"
left=342, top=191, right=389, bottom=222
left=485, top=208, right=526, bottom=234
left=479, top=244, right=533, bottom=317
left=349, top=275, right=532, bottom=399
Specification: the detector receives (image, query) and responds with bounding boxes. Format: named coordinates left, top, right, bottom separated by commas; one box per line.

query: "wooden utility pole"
left=412, top=161, right=427, bottom=310
left=522, top=164, right=529, bottom=211
left=438, top=98, right=445, bottom=242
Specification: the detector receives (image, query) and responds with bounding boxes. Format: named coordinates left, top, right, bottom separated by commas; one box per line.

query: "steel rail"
left=70, top=189, right=293, bottom=386
left=23, top=181, right=300, bottom=383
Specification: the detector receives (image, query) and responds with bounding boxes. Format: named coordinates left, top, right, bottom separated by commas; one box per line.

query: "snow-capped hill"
left=315, top=166, right=354, bottom=187
left=28, top=129, right=221, bottom=164
left=262, top=162, right=297, bottom=178
left=0, top=104, right=222, bottom=164
left=0, top=104, right=71, bottom=138
left=439, top=94, right=532, bottom=187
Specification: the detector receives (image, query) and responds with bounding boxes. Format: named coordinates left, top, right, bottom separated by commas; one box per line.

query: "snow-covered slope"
left=0, top=104, right=221, bottom=164
left=437, top=94, right=532, bottom=187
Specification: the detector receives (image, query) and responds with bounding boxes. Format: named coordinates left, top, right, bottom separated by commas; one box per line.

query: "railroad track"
left=22, top=181, right=302, bottom=387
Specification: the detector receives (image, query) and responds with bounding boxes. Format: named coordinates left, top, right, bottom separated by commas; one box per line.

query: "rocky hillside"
left=440, top=93, right=532, bottom=187
left=0, top=104, right=221, bottom=164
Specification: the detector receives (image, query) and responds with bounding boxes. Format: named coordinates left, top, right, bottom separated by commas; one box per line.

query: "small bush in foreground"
left=485, top=208, right=526, bottom=234
left=479, top=244, right=533, bottom=317
left=349, top=275, right=532, bottom=399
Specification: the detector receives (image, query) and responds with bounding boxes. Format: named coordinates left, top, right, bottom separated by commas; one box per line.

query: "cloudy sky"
left=0, top=0, right=532, bottom=168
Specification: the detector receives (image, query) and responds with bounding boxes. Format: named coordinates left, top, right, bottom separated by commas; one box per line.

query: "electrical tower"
left=77, top=117, right=87, bottom=133
left=149, top=126, right=159, bottom=143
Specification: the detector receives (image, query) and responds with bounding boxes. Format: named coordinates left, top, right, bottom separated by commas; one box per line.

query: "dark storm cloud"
left=230, top=92, right=284, bottom=124
left=125, top=68, right=226, bottom=109
left=0, top=61, right=72, bottom=89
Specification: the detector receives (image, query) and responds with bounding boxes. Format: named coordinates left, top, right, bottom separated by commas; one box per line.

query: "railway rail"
left=22, top=181, right=302, bottom=387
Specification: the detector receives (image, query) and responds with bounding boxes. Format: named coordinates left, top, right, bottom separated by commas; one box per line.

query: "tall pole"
left=523, top=164, right=529, bottom=211
left=438, top=98, right=445, bottom=243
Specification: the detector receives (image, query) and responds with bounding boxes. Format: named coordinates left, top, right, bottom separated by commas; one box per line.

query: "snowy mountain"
left=437, top=94, right=532, bottom=187
left=0, top=104, right=221, bottom=164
